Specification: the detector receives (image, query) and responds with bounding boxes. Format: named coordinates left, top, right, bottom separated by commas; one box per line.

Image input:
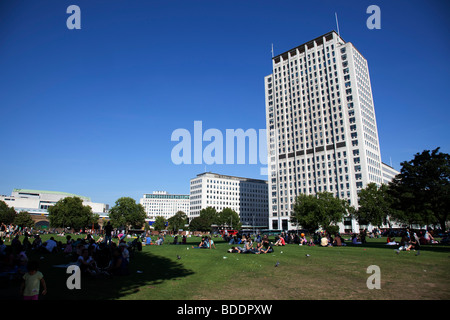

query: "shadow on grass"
left=0, top=250, right=195, bottom=301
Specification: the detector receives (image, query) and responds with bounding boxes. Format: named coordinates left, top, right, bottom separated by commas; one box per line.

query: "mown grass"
left=2, top=234, right=449, bottom=300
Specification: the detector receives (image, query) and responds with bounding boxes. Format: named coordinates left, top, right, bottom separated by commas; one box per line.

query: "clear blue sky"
left=0, top=0, right=449, bottom=206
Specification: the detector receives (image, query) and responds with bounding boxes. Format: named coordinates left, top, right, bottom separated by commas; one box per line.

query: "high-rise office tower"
left=265, top=31, right=383, bottom=233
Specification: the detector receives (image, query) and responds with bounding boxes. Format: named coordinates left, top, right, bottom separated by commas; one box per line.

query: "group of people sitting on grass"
left=0, top=237, right=29, bottom=279
left=1, top=230, right=135, bottom=279
left=0, top=232, right=66, bottom=280
left=192, top=236, right=216, bottom=249
left=271, top=231, right=349, bottom=247
left=228, top=232, right=303, bottom=246
left=317, top=232, right=348, bottom=247
left=63, top=234, right=133, bottom=277
left=385, top=228, right=436, bottom=252
left=140, top=233, right=188, bottom=246
left=228, top=235, right=274, bottom=254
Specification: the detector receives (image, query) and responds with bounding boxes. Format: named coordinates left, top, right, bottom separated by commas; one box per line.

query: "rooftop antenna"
left=335, top=12, right=340, bottom=37
left=271, top=43, right=274, bottom=58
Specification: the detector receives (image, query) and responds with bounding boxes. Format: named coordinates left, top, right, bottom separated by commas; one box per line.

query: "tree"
left=388, top=147, right=450, bottom=230
left=290, top=192, right=351, bottom=234
left=218, top=208, right=241, bottom=230
left=188, top=207, right=220, bottom=232
left=14, top=211, right=35, bottom=229
left=356, top=183, right=394, bottom=228
left=109, top=197, right=147, bottom=230
left=168, top=211, right=188, bottom=233
left=188, top=216, right=210, bottom=232
left=0, top=200, right=17, bottom=224
left=153, top=216, right=167, bottom=232
left=48, top=197, right=98, bottom=230
left=199, top=207, right=219, bottom=226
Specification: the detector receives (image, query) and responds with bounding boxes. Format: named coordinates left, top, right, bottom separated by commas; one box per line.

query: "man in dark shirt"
left=260, top=239, right=274, bottom=254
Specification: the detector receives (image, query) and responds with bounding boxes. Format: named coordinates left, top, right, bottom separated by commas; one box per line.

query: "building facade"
left=139, top=191, right=190, bottom=223
left=381, top=162, right=400, bottom=185
left=0, top=188, right=109, bottom=215
left=189, top=172, right=268, bottom=228
left=265, top=31, right=387, bottom=233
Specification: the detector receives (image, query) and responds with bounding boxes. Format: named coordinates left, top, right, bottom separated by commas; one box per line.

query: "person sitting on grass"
left=274, top=235, right=285, bottom=246
left=206, top=237, right=216, bottom=249
left=333, top=234, right=344, bottom=246
left=253, top=242, right=263, bottom=254
left=299, top=234, right=307, bottom=246
left=77, top=248, right=100, bottom=277
left=406, top=232, right=421, bottom=251
left=351, top=234, right=362, bottom=245
left=64, top=235, right=73, bottom=253
left=424, top=230, right=437, bottom=244
left=320, top=234, right=331, bottom=247
left=119, top=242, right=130, bottom=263
left=260, top=239, right=274, bottom=254
left=386, top=234, right=397, bottom=245
left=242, top=236, right=253, bottom=253
left=155, top=235, right=164, bottom=245
left=107, top=247, right=129, bottom=276
left=42, top=237, right=58, bottom=253
left=192, top=237, right=208, bottom=249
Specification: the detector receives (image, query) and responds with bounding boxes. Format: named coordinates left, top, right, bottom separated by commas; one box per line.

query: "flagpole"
left=335, top=12, right=340, bottom=37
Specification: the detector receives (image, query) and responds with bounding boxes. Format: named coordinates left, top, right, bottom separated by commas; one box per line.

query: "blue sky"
left=0, top=0, right=449, bottom=206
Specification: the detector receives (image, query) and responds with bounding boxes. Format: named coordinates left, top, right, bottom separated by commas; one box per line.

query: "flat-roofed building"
left=381, top=162, right=400, bottom=185
left=0, top=188, right=109, bottom=215
left=265, top=31, right=386, bottom=232
left=139, top=191, right=190, bottom=222
left=189, top=172, right=269, bottom=228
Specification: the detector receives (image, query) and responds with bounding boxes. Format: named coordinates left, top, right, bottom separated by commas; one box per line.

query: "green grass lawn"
left=2, top=234, right=449, bottom=300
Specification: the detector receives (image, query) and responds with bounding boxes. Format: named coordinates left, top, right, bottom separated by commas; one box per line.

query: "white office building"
left=189, top=172, right=269, bottom=228
left=381, top=162, right=400, bottom=185
left=265, top=31, right=388, bottom=233
left=140, top=191, right=190, bottom=222
left=0, top=188, right=109, bottom=215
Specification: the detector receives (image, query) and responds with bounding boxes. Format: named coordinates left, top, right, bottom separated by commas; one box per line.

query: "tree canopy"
left=153, top=216, right=167, bottom=232
left=188, top=207, right=242, bottom=232
left=218, top=207, right=241, bottom=230
left=108, top=197, right=146, bottom=230
left=168, top=211, right=188, bottom=233
left=0, top=200, right=17, bottom=224
left=188, top=207, right=218, bottom=232
left=14, top=211, right=35, bottom=229
left=356, top=183, right=394, bottom=228
left=388, top=147, right=450, bottom=230
left=48, top=197, right=98, bottom=230
left=290, top=192, right=352, bottom=234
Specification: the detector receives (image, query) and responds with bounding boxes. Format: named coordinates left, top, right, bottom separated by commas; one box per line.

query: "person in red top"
left=275, top=235, right=285, bottom=246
